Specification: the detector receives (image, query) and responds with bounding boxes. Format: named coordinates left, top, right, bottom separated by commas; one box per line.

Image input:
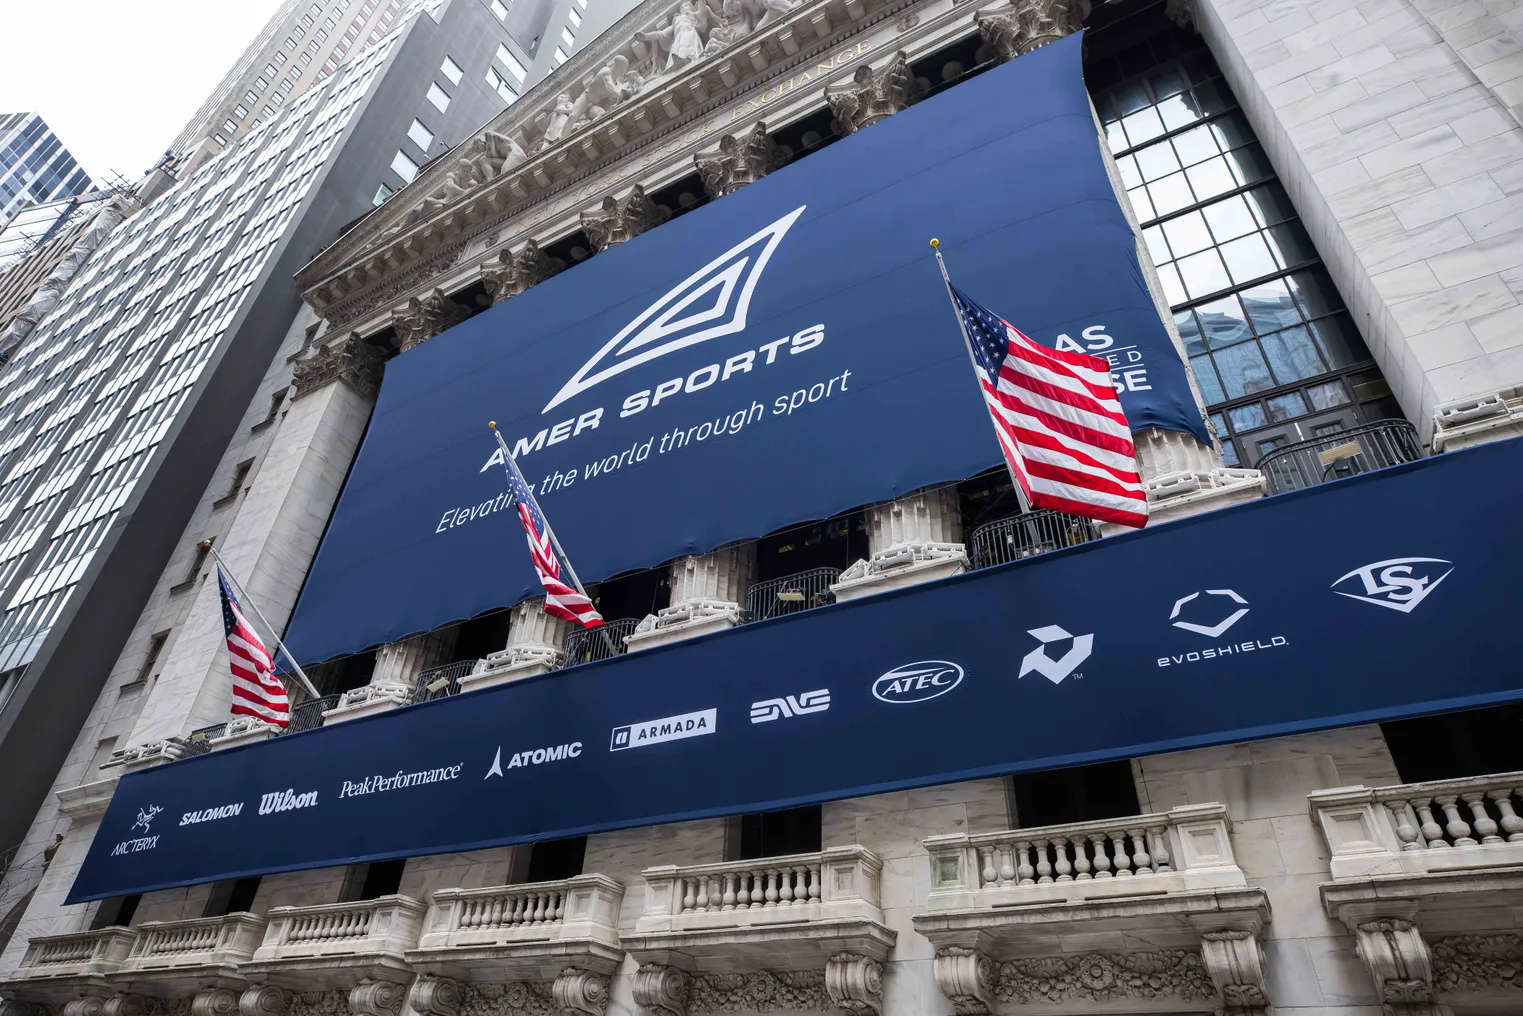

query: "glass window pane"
left=1123, top=107, right=1166, bottom=146
left=1220, top=439, right=1241, bottom=466
left=1310, top=314, right=1372, bottom=367
left=1226, top=144, right=1274, bottom=187
left=1261, top=325, right=1327, bottom=383
left=407, top=119, right=434, bottom=151
left=1239, top=278, right=1300, bottom=333
left=1219, top=233, right=1279, bottom=284
left=1112, top=82, right=1152, bottom=117
left=1210, top=113, right=1255, bottom=151
left=1192, top=354, right=1226, bottom=403
left=1128, top=185, right=1156, bottom=222
left=1255, top=434, right=1291, bottom=459
left=1176, top=309, right=1205, bottom=356
left=1287, top=269, right=1342, bottom=318
left=1150, top=66, right=1188, bottom=99
left=1157, top=262, right=1188, bottom=305
left=1189, top=79, right=1233, bottom=118
left=1266, top=391, right=1309, bottom=421
left=1115, top=154, right=1143, bottom=189
left=1177, top=248, right=1231, bottom=299
left=1156, top=93, right=1202, bottom=131
left=1195, top=294, right=1252, bottom=347
left=1202, top=194, right=1257, bottom=242
left=1242, top=183, right=1295, bottom=227
left=389, top=150, right=418, bottom=183
left=1186, top=158, right=1238, bottom=202
left=1213, top=340, right=1276, bottom=397
left=1144, top=225, right=1172, bottom=266
left=1266, top=221, right=1317, bottom=268
left=1135, top=141, right=1181, bottom=182
left=1148, top=173, right=1195, bottom=217
left=1106, top=120, right=1129, bottom=154
left=1228, top=403, right=1269, bottom=430
left=1162, top=211, right=1213, bottom=257
left=1307, top=379, right=1352, bottom=410
left=427, top=82, right=450, bottom=111
left=1173, top=123, right=1222, bottom=167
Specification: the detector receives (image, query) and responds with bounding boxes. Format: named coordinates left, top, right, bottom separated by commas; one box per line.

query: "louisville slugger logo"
left=749, top=688, right=830, bottom=723
left=542, top=205, right=806, bottom=414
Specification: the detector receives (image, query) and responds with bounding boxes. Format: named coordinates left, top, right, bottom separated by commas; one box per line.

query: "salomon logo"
left=542, top=206, right=807, bottom=413
left=872, top=662, right=964, bottom=704
left=750, top=689, right=830, bottom=723
left=259, top=789, right=318, bottom=815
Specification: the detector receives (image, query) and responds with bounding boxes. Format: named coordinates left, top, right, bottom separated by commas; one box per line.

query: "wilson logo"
left=259, top=789, right=318, bottom=815
left=872, top=662, right=964, bottom=704
left=542, top=206, right=806, bottom=414
left=750, top=688, right=830, bottom=723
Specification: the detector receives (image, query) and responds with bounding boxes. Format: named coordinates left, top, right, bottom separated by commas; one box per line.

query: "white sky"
left=0, top=1, right=289, bottom=183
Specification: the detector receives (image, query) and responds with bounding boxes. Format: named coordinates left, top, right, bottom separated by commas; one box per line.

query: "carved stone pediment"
left=695, top=121, right=788, bottom=197
left=580, top=185, right=671, bottom=252
left=826, top=51, right=921, bottom=135
left=480, top=241, right=566, bottom=305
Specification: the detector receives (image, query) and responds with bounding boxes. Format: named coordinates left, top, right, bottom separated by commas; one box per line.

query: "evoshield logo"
left=750, top=689, right=830, bottom=723
left=1018, top=626, right=1092, bottom=684
left=1332, top=558, right=1453, bottom=613
left=1170, top=589, right=1249, bottom=637
left=872, top=662, right=964, bottom=704
left=542, top=206, right=807, bottom=414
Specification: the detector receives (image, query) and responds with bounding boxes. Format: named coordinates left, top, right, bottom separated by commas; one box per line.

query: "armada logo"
left=542, top=206, right=807, bottom=414
left=259, top=788, right=318, bottom=815
left=750, top=689, right=830, bottom=723
left=609, top=708, right=716, bottom=751
left=1332, top=557, right=1453, bottom=613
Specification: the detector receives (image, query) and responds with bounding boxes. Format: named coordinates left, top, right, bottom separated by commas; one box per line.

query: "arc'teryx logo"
left=132, top=805, right=163, bottom=833
left=1018, top=626, right=1092, bottom=684
left=1332, top=558, right=1453, bottom=613
left=750, top=689, right=830, bottom=723
left=542, top=205, right=807, bottom=414
left=1170, top=589, right=1249, bottom=637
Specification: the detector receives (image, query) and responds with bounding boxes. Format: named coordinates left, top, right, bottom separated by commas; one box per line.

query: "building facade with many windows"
left=0, top=116, right=93, bottom=225
left=3, top=1, right=1523, bottom=1016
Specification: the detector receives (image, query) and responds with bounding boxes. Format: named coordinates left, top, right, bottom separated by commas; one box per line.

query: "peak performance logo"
left=542, top=206, right=806, bottom=414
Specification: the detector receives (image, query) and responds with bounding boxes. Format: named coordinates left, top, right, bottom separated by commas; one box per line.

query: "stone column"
left=631, top=964, right=689, bottom=1016
left=392, top=289, right=469, bottom=352
left=1199, top=930, right=1271, bottom=1016
left=826, top=53, right=922, bottom=135
left=694, top=123, right=787, bottom=198
left=627, top=543, right=756, bottom=650
left=931, top=947, right=996, bottom=1014
left=479, top=241, right=564, bottom=306
left=580, top=185, right=670, bottom=253
left=458, top=596, right=570, bottom=691
left=825, top=953, right=885, bottom=1015
left=832, top=488, right=966, bottom=602
left=1350, top=916, right=1439, bottom=1016
left=323, top=627, right=456, bottom=724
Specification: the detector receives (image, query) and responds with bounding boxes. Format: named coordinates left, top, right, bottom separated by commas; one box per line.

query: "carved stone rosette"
left=1355, top=919, right=1439, bottom=1016
left=392, top=289, right=469, bottom=352
left=631, top=964, right=689, bottom=1016
left=934, top=947, right=997, bottom=1014
left=826, top=953, right=885, bottom=1014
left=480, top=240, right=566, bottom=306
left=826, top=52, right=921, bottom=135
left=189, top=990, right=239, bottom=1016
left=291, top=332, right=388, bottom=401
left=407, top=976, right=459, bottom=1016
left=237, top=985, right=289, bottom=1016
left=975, top=0, right=1089, bottom=62
left=348, top=980, right=405, bottom=1016
left=694, top=122, right=787, bottom=198
left=551, top=968, right=609, bottom=1016
left=1200, top=930, right=1270, bottom=1016
left=581, top=185, right=671, bottom=253
left=62, top=1000, right=105, bottom=1016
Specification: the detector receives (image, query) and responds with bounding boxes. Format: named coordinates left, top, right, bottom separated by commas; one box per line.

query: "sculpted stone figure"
left=640, top=0, right=710, bottom=71
left=467, top=129, right=528, bottom=182
left=598, top=54, right=646, bottom=105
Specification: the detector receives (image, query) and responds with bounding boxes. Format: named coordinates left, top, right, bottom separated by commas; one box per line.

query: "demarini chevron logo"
left=542, top=205, right=807, bottom=414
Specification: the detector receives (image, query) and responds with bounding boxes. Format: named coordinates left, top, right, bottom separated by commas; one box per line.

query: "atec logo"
left=1332, top=558, right=1453, bottom=613
left=1170, top=589, right=1249, bottom=637
left=543, top=205, right=807, bottom=414
left=1018, top=626, right=1092, bottom=684
left=132, top=804, right=163, bottom=833
left=872, top=662, right=964, bottom=704
left=259, top=788, right=319, bottom=815
left=750, top=689, right=830, bottom=723
left=609, top=708, right=716, bottom=751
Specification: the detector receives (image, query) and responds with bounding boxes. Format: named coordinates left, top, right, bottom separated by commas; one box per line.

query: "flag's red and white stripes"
left=977, top=323, right=1149, bottom=528
left=219, top=573, right=290, bottom=727
left=518, top=504, right=605, bottom=627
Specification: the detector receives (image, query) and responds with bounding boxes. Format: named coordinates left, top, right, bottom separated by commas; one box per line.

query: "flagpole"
left=929, top=238, right=1033, bottom=515
left=489, top=424, right=617, bottom=655
left=201, top=542, right=322, bottom=700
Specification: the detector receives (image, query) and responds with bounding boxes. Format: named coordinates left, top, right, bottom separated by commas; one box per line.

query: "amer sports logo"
left=1332, top=558, right=1454, bottom=613
left=543, top=206, right=807, bottom=414
left=750, top=688, right=830, bottom=723
left=1018, top=626, right=1092, bottom=684
left=610, top=708, right=717, bottom=751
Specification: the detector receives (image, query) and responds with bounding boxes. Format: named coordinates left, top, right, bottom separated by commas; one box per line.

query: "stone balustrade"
left=7, top=928, right=138, bottom=1001
left=118, top=912, right=266, bottom=973
left=243, top=895, right=426, bottom=990
left=1311, top=771, right=1523, bottom=881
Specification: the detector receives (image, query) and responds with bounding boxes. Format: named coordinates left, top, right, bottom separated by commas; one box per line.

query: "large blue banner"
left=282, top=33, right=1207, bottom=665
left=70, top=439, right=1523, bottom=902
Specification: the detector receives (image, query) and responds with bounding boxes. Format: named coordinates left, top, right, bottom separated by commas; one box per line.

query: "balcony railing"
left=412, top=659, right=479, bottom=702
left=744, top=567, right=840, bottom=621
left=14, top=927, right=137, bottom=979
left=249, top=894, right=426, bottom=965
left=563, top=617, right=638, bottom=666
left=1311, top=771, right=1523, bottom=881
left=413, top=874, right=624, bottom=954
left=289, top=693, right=338, bottom=732
left=1254, top=419, right=1422, bottom=494
left=968, top=510, right=1102, bottom=570
left=118, top=913, right=266, bottom=973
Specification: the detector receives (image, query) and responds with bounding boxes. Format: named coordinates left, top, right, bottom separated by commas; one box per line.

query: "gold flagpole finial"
left=199, top=539, right=214, bottom=550
left=488, top=420, right=497, bottom=429
left=929, top=238, right=940, bottom=249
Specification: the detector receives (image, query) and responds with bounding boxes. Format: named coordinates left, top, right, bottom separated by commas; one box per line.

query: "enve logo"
left=750, top=688, right=830, bottom=723
left=542, top=205, right=807, bottom=414
left=872, top=662, right=964, bottom=704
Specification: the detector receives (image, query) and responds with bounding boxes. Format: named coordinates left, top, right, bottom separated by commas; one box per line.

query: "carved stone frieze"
left=933, top=948, right=996, bottom=1015
left=550, top=968, right=609, bottom=1016
left=285, top=991, right=342, bottom=1016
left=406, top=977, right=458, bottom=1016
left=347, top=981, right=404, bottom=1016
left=685, top=970, right=832, bottom=1012
left=1354, top=919, right=1437, bottom=1015
left=291, top=332, right=387, bottom=401
left=994, top=950, right=1216, bottom=1006
left=237, top=985, right=290, bottom=1016
left=581, top=185, right=671, bottom=252
left=1200, top=930, right=1270, bottom=1016
left=189, top=990, right=238, bottom=1016
left=974, top=0, right=1089, bottom=62
left=694, top=122, right=787, bottom=197
left=826, top=52, right=921, bottom=135
left=631, top=965, right=688, bottom=1016
left=392, top=289, right=469, bottom=352
left=480, top=240, right=566, bottom=305
left=825, top=953, right=884, bottom=1014
left=1433, top=933, right=1523, bottom=993
left=324, top=243, right=468, bottom=327
left=457, top=982, right=555, bottom=1016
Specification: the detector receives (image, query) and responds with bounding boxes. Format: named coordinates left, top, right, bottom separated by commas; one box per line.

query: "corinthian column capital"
left=480, top=240, right=565, bottom=305
left=392, top=288, right=469, bottom=352
left=695, top=122, right=787, bottom=198
left=291, top=332, right=387, bottom=401
left=580, top=185, right=670, bottom=252
left=826, top=52, right=921, bottom=135
left=975, top=0, right=1090, bottom=63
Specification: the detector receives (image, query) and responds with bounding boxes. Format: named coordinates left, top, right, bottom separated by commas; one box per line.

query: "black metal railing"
left=1254, top=420, right=1422, bottom=494
left=287, top=693, right=338, bottom=733
left=412, top=659, right=480, bottom=703
left=969, top=510, right=1103, bottom=569
left=744, top=567, right=840, bottom=622
left=563, top=617, right=640, bottom=667
left=181, top=723, right=227, bottom=757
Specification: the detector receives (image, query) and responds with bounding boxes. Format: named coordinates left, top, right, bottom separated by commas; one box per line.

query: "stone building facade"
left=3, top=0, right=1523, bottom=1015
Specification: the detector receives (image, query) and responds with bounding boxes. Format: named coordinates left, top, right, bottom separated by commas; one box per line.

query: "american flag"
left=950, top=285, right=1149, bottom=529
left=217, top=569, right=290, bottom=727
left=496, top=438, right=605, bottom=628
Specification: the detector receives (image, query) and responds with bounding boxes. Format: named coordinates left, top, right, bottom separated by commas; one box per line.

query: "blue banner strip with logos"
left=281, top=32, right=1209, bottom=666
left=67, top=437, right=1523, bottom=904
